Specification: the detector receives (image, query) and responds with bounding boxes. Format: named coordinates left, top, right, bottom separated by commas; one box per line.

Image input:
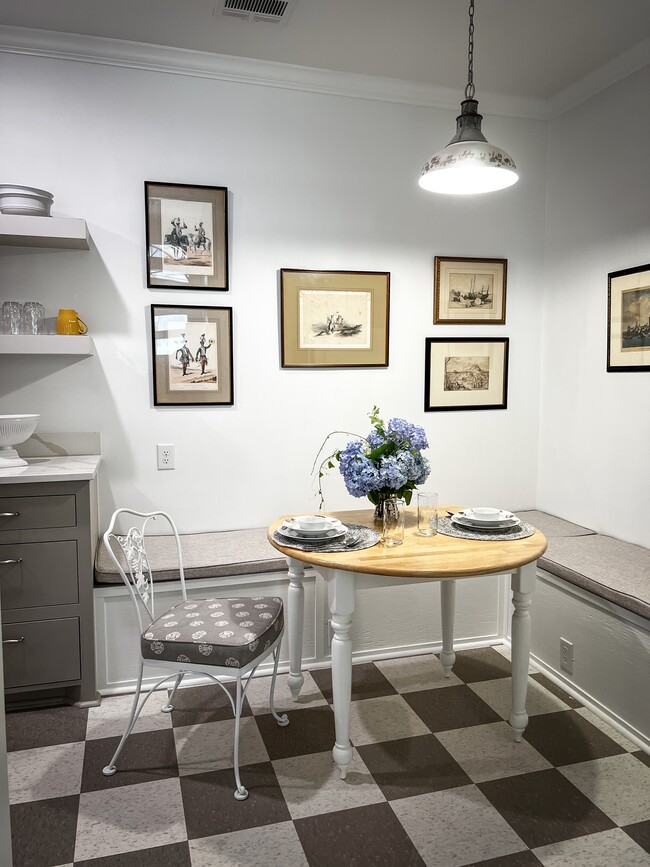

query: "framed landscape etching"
left=425, top=337, right=509, bottom=411
left=280, top=269, right=390, bottom=368
left=434, top=256, right=507, bottom=324
left=145, top=182, right=229, bottom=290
left=151, top=304, right=233, bottom=406
left=607, top=263, right=650, bottom=372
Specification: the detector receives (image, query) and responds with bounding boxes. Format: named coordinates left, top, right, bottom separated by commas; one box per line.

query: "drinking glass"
left=383, top=497, right=405, bottom=546
left=2, top=301, right=23, bottom=334
left=20, top=302, right=46, bottom=335
left=417, top=491, right=438, bottom=536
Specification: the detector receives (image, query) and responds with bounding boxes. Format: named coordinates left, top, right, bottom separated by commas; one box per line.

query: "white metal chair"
left=101, top=508, right=289, bottom=800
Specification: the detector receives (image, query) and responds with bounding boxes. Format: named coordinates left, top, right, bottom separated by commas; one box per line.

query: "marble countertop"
left=0, top=455, right=101, bottom=484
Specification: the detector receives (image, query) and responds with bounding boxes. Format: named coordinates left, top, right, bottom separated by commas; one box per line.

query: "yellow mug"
left=56, top=308, right=88, bottom=335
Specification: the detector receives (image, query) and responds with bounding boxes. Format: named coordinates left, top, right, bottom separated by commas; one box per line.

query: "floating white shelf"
left=0, top=335, right=94, bottom=356
left=0, top=214, right=90, bottom=250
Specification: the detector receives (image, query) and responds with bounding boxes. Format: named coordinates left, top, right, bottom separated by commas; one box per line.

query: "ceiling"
left=0, top=0, right=649, bottom=103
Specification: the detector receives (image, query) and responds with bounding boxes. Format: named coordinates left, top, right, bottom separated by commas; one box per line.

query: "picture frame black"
left=145, top=182, right=229, bottom=290
left=425, top=337, right=509, bottom=411
left=151, top=304, right=233, bottom=406
left=607, top=263, right=650, bottom=372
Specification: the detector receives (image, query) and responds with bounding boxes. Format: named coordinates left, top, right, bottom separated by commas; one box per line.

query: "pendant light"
left=419, top=0, right=518, bottom=195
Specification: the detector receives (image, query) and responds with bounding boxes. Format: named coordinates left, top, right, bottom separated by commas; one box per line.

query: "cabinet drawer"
left=0, top=495, right=77, bottom=533
left=0, top=540, right=78, bottom=611
left=2, top=617, right=80, bottom=689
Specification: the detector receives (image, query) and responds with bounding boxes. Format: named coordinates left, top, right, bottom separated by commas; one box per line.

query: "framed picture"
left=434, top=256, right=507, bottom=324
left=280, top=269, right=390, bottom=368
left=424, top=337, right=509, bottom=411
left=145, top=182, right=229, bottom=290
left=607, top=263, right=650, bottom=372
left=151, top=304, right=233, bottom=406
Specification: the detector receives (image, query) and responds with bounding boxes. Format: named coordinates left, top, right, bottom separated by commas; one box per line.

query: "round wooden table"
left=269, top=507, right=548, bottom=778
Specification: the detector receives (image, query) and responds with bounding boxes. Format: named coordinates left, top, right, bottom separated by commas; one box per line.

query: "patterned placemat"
left=272, top=523, right=380, bottom=552
left=437, top=516, right=536, bottom=541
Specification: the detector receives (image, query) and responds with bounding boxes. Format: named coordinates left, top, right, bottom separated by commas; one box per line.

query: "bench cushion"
left=95, top=528, right=287, bottom=584
left=142, top=595, right=284, bottom=668
left=538, top=534, right=650, bottom=619
left=516, top=510, right=595, bottom=538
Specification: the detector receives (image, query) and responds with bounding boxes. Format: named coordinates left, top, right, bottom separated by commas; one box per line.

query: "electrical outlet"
left=560, top=637, right=573, bottom=674
left=156, top=444, right=175, bottom=470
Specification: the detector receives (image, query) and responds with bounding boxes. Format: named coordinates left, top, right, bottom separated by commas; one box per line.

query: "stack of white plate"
left=450, top=508, right=521, bottom=532
left=277, top=516, right=348, bottom=543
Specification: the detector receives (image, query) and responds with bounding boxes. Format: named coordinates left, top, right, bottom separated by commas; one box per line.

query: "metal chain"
left=465, top=0, right=476, bottom=100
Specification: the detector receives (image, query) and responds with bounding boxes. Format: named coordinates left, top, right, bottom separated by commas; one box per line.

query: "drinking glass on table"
left=417, top=491, right=438, bottom=536
left=383, top=498, right=405, bottom=546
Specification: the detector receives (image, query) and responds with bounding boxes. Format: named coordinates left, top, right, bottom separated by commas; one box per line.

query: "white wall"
left=538, top=66, right=650, bottom=548
left=0, top=49, right=548, bottom=532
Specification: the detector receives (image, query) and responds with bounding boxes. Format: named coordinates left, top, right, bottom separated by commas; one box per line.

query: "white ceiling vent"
left=215, top=0, right=297, bottom=24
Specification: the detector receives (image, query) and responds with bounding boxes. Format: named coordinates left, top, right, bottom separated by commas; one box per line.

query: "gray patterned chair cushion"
left=141, top=595, right=284, bottom=669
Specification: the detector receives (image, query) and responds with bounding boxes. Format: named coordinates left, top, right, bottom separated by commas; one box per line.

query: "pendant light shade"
left=419, top=1, right=518, bottom=196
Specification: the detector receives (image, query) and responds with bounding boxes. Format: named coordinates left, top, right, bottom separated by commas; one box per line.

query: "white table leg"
left=440, top=579, right=456, bottom=676
left=325, top=568, right=355, bottom=779
left=286, top=557, right=305, bottom=700
left=509, top=561, right=536, bottom=741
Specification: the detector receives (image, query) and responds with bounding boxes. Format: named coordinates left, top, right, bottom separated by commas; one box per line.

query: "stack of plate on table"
left=277, top=515, right=348, bottom=544
left=450, top=507, right=521, bottom=532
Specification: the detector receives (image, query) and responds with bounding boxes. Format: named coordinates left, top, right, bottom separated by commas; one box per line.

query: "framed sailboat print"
left=434, top=256, right=507, bottom=325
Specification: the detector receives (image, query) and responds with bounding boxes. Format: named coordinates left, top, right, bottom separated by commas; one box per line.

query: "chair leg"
left=162, top=672, right=185, bottom=712
left=233, top=677, right=249, bottom=801
left=269, top=645, right=289, bottom=727
left=103, top=659, right=150, bottom=776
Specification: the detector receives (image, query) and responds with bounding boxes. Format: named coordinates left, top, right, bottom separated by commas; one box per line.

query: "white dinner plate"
left=277, top=524, right=347, bottom=542
left=453, top=509, right=518, bottom=527
left=452, top=514, right=521, bottom=532
left=282, top=518, right=344, bottom=538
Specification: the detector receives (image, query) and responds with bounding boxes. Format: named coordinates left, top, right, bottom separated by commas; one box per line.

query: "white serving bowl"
left=0, top=414, right=40, bottom=468
left=296, top=515, right=328, bottom=531
left=0, top=185, right=54, bottom=216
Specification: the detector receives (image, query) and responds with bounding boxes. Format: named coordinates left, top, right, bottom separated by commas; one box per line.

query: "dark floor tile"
left=442, top=647, right=512, bottom=683
left=463, top=852, right=542, bottom=866
left=479, top=768, right=615, bottom=848
left=311, top=662, right=397, bottom=704
left=180, top=761, right=290, bottom=838
left=622, top=819, right=650, bottom=854
left=10, top=794, right=79, bottom=867
left=632, top=749, right=650, bottom=769
left=6, top=704, right=88, bottom=751
left=256, top=705, right=336, bottom=760
left=522, top=710, right=625, bottom=766
left=295, top=801, right=425, bottom=867
left=169, top=682, right=252, bottom=726
left=529, top=673, right=581, bottom=708
left=81, top=729, right=179, bottom=792
left=357, top=733, right=471, bottom=800
left=404, top=685, right=501, bottom=732
left=72, top=841, right=192, bottom=866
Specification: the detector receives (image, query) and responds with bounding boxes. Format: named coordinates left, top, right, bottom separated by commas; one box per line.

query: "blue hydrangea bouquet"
left=313, top=406, right=430, bottom=513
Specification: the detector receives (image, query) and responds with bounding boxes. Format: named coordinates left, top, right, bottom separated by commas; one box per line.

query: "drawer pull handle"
left=0, top=512, right=20, bottom=518
left=0, top=559, right=22, bottom=565
left=2, top=637, right=25, bottom=644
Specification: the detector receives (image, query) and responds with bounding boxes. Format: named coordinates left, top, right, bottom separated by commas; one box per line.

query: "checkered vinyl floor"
left=7, top=646, right=650, bottom=866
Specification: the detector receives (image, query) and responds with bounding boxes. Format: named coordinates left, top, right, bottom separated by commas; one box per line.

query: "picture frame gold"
left=151, top=304, right=233, bottom=406
left=145, top=182, right=229, bottom=290
left=280, top=269, right=390, bottom=368
left=434, top=256, right=507, bottom=325
left=424, top=337, right=509, bottom=411
left=607, top=263, right=650, bottom=372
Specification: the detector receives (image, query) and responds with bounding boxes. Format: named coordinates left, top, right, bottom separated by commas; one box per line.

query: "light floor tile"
left=560, top=753, right=650, bottom=826
left=74, top=778, right=186, bottom=861
left=189, top=821, right=308, bottom=866
left=436, top=721, right=552, bottom=783
left=8, top=741, right=84, bottom=804
left=574, top=707, right=639, bottom=751
left=534, top=827, right=650, bottom=866
left=349, top=694, right=431, bottom=747
left=273, top=749, right=385, bottom=820
left=391, top=784, right=526, bottom=867
left=86, top=691, right=173, bottom=739
left=468, top=676, right=570, bottom=720
left=493, top=644, right=538, bottom=673
left=174, top=716, right=268, bottom=776
left=244, top=671, right=327, bottom=715
left=375, top=654, right=463, bottom=693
